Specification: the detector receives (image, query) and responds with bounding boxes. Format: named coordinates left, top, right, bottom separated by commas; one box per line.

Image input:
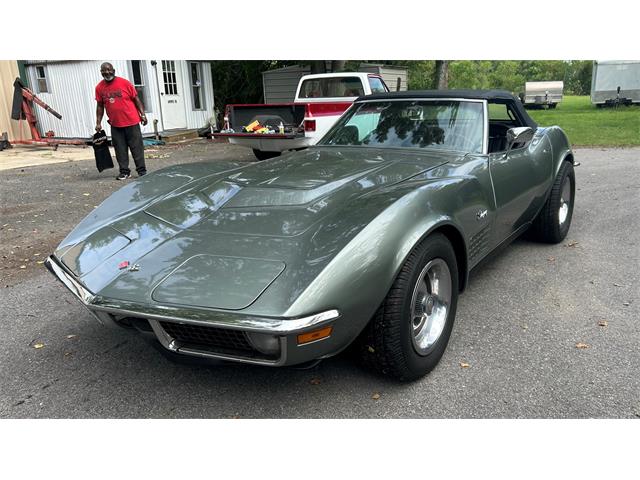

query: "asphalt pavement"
left=1, top=143, right=638, bottom=418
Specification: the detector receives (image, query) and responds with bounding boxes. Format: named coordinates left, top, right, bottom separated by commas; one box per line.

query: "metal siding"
left=26, top=61, right=107, bottom=138
left=379, top=67, right=408, bottom=92
left=182, top=61, right=215, bottom=130
left=204, top=62, right=216, bottom=128
left=141, top=61, right=162, bottom=135
left=263, top=65, right=310, bottom=103
left=23, top=60, right=214, bottom=137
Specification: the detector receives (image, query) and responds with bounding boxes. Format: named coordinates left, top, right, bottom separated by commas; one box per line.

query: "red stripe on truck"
left=304, top=102, right=353, bottom=117
left=227, top=102, right=353, bottom=118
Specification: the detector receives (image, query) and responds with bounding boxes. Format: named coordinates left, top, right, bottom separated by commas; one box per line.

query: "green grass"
left=526, top=96, right=639, bottom=147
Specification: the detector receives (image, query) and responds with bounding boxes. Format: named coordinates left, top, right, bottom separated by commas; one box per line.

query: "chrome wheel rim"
left=559, top=176, right=571, bottom=225
left=410, top=258, right=452, bottom=355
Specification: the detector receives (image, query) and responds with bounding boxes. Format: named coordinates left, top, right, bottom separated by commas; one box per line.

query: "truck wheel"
left=355, top=233, right=459, bottom=381
left=529, top=161, right=575, bottom=243
left=252, top=149, right=281, bottom=161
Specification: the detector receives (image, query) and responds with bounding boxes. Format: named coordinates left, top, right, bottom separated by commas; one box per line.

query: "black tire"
left=529, top=161, right=575, bottom=243
left=252, top=149, right=281, bottom=161
left=355, top=233, right=459, bottom=381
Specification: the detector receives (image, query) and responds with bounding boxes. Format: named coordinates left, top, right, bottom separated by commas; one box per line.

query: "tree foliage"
left=210, top=60, right=296, bottom=112
left=404, top=60, right=592, bottom=94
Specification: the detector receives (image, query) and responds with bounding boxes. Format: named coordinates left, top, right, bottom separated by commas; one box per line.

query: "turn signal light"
left=297, top=326, right=333, bottom=345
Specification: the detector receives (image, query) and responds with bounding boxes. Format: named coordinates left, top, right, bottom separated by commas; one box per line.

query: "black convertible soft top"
left=360, top=89, right=537, bottom=128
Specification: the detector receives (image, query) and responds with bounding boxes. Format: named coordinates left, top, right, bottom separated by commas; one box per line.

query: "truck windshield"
left=319, top=100, right=484, bottom=153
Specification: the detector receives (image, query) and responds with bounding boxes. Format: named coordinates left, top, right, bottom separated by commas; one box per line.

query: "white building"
left=23, top=60, right=216, bottom=138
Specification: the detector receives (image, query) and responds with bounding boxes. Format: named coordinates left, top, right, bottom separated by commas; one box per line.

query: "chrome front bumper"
left=45, top=255, right=341, bottom=366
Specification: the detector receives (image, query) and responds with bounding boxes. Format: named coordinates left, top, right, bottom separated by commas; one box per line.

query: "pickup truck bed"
left=214, top=72, right=389, bottom=160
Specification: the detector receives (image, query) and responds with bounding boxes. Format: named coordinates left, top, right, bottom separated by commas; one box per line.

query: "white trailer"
left=591, top=60, right=640, bottom=106
left=522, top=81, right=563, bottom=109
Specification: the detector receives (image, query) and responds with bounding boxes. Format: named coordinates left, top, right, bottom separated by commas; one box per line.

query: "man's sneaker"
left=116, top=173, right=131, bottom=180
left=138, top=171, right=147, bottom=177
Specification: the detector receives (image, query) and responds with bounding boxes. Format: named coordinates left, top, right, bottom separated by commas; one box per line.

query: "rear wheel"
left=529, top=161, right=575, bottom=243
left=355, top=233, right=459, bottom=381
left=252, top=149, right=281, bottom=161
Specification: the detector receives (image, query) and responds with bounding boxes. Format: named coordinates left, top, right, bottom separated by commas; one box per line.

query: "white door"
left=157, top=60, right=187, bottom=129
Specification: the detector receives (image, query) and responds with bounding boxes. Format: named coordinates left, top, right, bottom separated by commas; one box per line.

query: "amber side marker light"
left=297, top=326, right=333, bottom=345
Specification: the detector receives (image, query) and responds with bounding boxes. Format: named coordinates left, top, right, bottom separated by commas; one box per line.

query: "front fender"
left=284, top=175, right=489, bottom=342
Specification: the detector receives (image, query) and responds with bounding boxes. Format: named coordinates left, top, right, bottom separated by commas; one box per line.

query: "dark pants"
left=111, top=124, right=146, bottom=175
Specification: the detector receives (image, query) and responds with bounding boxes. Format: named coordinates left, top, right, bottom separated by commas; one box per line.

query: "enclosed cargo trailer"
left=591, top=60, right=640, bottom=106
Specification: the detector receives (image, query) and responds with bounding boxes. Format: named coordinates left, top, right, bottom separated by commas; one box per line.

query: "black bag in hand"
left=92, top=130, right=114, bottom=172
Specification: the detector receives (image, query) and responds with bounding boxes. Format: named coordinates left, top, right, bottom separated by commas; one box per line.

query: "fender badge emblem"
left=476, top=209, right=488, bottom=220
left=118, top=261, right=140, bottom=271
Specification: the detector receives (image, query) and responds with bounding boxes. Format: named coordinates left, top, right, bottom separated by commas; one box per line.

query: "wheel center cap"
left=559, top=202, right=568, bottom=224
left=422, top=296, right=435, bottom=316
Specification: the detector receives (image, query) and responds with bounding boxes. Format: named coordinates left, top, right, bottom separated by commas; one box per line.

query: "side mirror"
left=504, top=127, right=534, bottom=157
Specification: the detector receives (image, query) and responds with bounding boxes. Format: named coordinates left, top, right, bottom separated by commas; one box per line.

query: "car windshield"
left=319, top=100, right=484, bottom=153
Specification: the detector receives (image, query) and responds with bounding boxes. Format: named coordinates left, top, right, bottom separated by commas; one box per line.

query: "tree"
left=331, top=60, right=346, bottom=72
left=310, top=61, right=326, bottom=74
left=210, top=60, right=295, bottom=117
left=405, top=61, right=435, bottom=90
left=434, top=60, right=449, bottom=89
left=449, top=61, right=492, bottom=89
left=564, top=61, right=593, bottom=95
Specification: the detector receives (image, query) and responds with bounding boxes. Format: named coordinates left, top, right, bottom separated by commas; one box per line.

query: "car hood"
left=55, top=147, right=462, bottom=313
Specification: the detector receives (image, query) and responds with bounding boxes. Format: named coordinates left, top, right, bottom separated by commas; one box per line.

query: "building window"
left=129, top=60, right=151, bottom=112
left=189, top=62, right=205, bottom=110
left=162, top=60, right=178, bottom=95
left=35, top=65, right=49, bottom=93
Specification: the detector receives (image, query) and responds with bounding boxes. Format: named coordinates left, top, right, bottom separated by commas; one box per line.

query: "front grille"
left=158, top=321, right=267, bottom=359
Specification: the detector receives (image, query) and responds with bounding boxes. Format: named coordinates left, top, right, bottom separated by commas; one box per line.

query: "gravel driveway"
left=1, top=142, right=638, bottom=418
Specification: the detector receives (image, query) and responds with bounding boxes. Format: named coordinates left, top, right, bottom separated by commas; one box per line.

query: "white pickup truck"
left=214, top=72, right=389, bottom=160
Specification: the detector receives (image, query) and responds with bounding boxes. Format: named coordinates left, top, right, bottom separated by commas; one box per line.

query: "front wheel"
left=355, top=233, right=459, bottom=381
left=252, top=149, right=280, bottom=161
left=529, top=161, right=575, bottom=243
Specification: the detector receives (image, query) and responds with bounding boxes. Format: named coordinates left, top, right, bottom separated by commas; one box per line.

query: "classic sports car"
left=46, top=90, right=576, bottom=381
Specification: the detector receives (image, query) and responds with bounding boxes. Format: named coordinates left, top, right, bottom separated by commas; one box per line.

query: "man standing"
left=95, top=62, right=148, bottom=180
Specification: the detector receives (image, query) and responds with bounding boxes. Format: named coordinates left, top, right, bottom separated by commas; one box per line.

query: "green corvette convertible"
left=46, top=90, right=576, bottom=381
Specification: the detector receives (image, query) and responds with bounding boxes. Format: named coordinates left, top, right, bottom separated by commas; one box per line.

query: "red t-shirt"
left=95, top=76, right=141, bottom=127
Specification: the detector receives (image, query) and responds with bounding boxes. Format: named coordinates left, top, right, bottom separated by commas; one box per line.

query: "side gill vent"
left=468, top=225, right=490, bottom=262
